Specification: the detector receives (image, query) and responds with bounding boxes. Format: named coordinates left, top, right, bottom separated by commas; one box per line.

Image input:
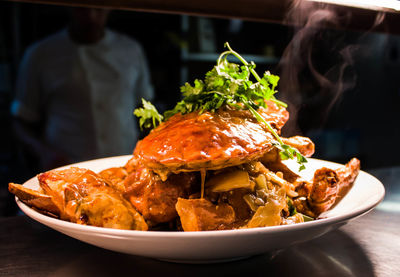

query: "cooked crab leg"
left=334, top=158, right=361, bottom=201
left=293, top=158, right=360, bottom=218
left=38, top=167, right=148, bottom=230
left=8, top=183, right=60, bottom=216
left=9, top=167, right=148, bottom=230
left=281, top=136, right=315, bottom=158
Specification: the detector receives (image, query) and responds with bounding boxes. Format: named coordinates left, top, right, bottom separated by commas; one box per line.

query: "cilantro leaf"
left=133, top=99, right=163, bottom=130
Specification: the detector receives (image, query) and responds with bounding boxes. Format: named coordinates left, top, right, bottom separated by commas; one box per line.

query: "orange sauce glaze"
left=133, top=101, right=289, bottom=177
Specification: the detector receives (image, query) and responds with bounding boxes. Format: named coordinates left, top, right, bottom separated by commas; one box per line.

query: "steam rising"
left=278, top=0, right=384, bottom=135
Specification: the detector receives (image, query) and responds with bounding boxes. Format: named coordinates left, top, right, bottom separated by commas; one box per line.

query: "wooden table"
left=1, top=168, right=399, bottom=276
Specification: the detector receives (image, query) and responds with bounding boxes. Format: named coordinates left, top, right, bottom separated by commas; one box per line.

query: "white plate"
left=16, top=156, right=385, bottom=263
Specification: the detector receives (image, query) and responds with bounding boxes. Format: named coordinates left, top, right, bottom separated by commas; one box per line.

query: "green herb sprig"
left=134, top=99, right=163, bottom=130
left=134, top=43, right=307, bottom=170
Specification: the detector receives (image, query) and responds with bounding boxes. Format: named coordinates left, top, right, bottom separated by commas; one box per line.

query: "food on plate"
left=10, top=167, right=148, bottom=230
left=292, top=157, right=360, bottom=217
left=9, top=43, right=360, bottom=231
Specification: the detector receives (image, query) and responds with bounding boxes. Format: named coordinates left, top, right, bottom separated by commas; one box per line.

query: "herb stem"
left=220, top=43, right=263, bottom=84
left=271, top=98, right=288, bottom=108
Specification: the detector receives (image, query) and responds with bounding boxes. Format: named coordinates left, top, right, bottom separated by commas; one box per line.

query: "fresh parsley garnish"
left=274, top=143, right=308, bottom=171
left=134, top=99, right=163, bottom=130
left=134, top=42, right=307, bottom=170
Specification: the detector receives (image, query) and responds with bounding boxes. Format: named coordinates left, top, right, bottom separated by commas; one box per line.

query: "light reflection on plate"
left=16, top=156, right=384, bottom=263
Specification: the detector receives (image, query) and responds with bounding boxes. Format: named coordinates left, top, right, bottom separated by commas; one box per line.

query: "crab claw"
left=294, top=158, right=360, bottom=218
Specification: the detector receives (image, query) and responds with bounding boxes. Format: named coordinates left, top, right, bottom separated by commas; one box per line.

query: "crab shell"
left=133, top=101, right=289, bottom=180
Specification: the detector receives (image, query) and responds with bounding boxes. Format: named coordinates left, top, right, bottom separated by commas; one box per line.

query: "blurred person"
left=11, top=7, right=154, bottom=171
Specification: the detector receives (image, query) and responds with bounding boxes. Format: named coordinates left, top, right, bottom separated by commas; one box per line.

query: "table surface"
left=1, top=167, right=399, bottom=277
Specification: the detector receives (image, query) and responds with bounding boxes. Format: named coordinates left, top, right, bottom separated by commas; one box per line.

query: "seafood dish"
left=9, top=43, right=360, bottom=231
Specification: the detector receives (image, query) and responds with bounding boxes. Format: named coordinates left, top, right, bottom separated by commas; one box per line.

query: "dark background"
left=1, top=1, right=399, bottom=216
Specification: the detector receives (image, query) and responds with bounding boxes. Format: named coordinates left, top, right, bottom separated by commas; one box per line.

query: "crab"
left=9, top=167, right=148, bottom=230
left=133, top=101, right=290, bottom=180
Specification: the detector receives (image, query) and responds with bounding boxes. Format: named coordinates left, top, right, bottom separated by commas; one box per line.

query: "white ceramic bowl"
left=16, top=156, right=385, bottom=263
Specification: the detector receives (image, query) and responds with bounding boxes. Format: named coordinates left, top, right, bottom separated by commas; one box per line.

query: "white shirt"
left=11, top=29, right=154, bottom=162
